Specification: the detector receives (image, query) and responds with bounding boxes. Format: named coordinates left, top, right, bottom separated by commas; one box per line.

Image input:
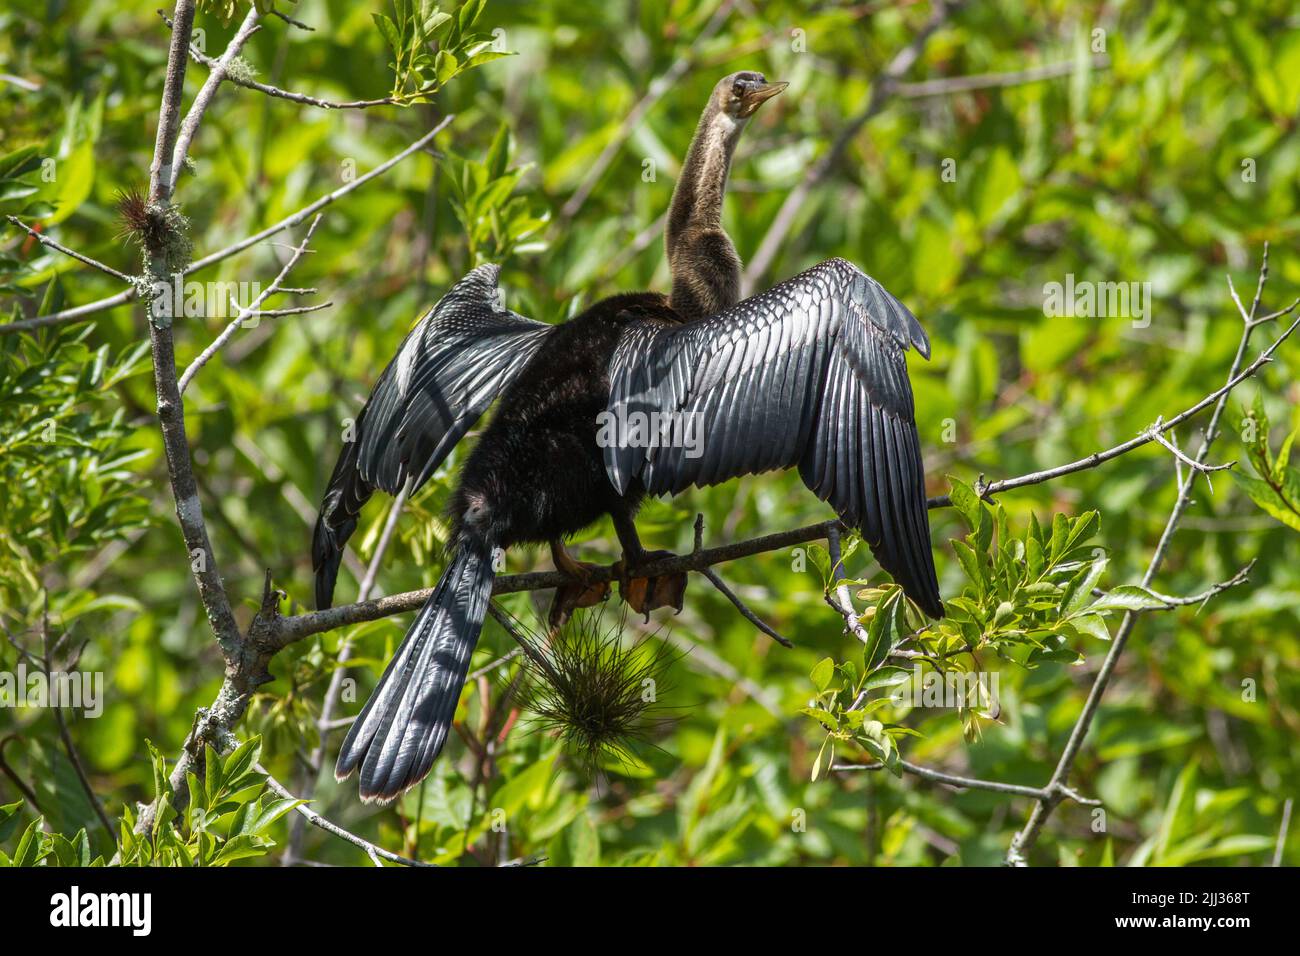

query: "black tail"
left=335, top=535, right=496, bottom=802
left=312, top=434, right=372, bottom=611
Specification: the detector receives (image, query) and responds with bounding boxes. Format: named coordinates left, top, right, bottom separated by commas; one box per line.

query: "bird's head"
left=715, top=71, right=787, bottom=120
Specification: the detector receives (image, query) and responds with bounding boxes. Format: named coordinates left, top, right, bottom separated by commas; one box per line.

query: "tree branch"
left=168, top=5, right=263, bottom=193
left=4, top=216, right=133, bottom=282
left=177, top=213, right=325, bottom=393
left=256, top=761, right=430, bottom=867
left=1005, top=245, right=1283, bottom=865
left=895, top=53, right=1109, bottom=98
left=832, top=758, right=1101, bottom=806
left=0, top=118, right=452, bottom=336
left=741, top=0, right=960, bottom=295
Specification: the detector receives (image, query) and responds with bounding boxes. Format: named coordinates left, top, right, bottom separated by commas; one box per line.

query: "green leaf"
left=810, top=657, right=834, bottom=693
left=1088, top=585, right=1168, bottom=613
left=0, top=801, right=23, bottom=843
left=1232, top=471, right=1300, bottom=532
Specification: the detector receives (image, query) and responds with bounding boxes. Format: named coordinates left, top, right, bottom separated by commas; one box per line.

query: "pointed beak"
left=740, top=80, right=788, bottom=116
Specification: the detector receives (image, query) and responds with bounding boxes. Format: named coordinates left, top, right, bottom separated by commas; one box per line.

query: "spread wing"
left=313, top=264, right=551, bottom=608
left=604, top=258, right=942, bottom=617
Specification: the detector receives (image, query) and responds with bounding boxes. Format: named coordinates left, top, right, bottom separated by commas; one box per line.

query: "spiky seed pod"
left=507, top=607, right=682, bottom=774
left=114, top=185, right=190, bottom=271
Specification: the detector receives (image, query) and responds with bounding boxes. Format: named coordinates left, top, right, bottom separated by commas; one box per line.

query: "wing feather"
left=313, top=264, right=551, bottom=609
left=605, top=258, right=942, bottom=617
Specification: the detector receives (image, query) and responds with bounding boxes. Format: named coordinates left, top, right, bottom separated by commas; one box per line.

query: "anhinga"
left=313, top=72, right=943, bottom=803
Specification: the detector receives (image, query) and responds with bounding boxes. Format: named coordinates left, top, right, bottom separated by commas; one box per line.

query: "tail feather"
left=336, top=536, right=496, bottom=802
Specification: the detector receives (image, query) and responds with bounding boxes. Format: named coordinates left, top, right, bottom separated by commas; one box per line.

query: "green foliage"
left=0, top=736, right=299, bottom=867
left=114, top=736, right=301, bottom=866
left=1, top=0, right=1297, bottom=868
left=373, top=0, right=511, bottom=103
left=802, top=478, right=1170, bottom=771
left=1233, top=393, right=1300, bottom=532
left=0, top=311, right=151, bottom=618
left=442, top=124, right=550, bottom=264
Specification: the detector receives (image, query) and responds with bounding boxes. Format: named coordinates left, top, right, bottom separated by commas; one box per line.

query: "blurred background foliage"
left=1, top=0, right=1298, bottom=867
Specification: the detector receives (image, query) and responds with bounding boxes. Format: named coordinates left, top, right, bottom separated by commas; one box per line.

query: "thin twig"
left=932, top=308, right=1300, bottom=508
left=186, top=116, right=451, bottom=274
left=1274, top=798, right=1293, bottom=867
left=832, top=759, right=1101, bottom=805
left=177, top=214, right=325, bottom=393
left=1093, top=561, right=1256, bottom=610
left=5, top=216, right=133, bottom=282
left=0, top=736, right=42, bottom=812
left=270, top=8, right=314, bottom=30
left=895, top=53, right=1109, bottom=98
left=1147, top=416, right=1235, bottom=491
left=699, top=567, right=793, bottom=647
left=559, top=0, right=736, bottom=220
left=0, top=118, right=452, bottom=336
left=742, top=0, right=959, bottom=294
left=256, top=762, right=431, bottom=867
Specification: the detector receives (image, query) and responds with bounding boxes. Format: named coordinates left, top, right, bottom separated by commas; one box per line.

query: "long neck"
left=666, top=106, right=745, bottom=257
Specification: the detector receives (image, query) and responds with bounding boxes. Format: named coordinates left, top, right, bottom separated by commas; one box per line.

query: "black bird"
left=313, top=73, right=942, bottom=803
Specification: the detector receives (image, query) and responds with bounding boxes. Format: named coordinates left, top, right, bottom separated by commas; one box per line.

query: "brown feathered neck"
left=665, top=103, right=748, bottom=256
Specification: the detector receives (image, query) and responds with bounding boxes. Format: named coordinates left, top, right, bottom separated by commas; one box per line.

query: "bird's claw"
left=547, top=559, right=610, bottom=630
left=614, top=549, right=687, bottom=621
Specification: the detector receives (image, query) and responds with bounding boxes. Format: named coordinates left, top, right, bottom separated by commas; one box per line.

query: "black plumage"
left=315, top=261, right=940, bottom=802
left=314, top=72, right=941, bottom=803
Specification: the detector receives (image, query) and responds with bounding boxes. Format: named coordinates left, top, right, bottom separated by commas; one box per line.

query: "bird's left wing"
left=313, top=264, right=551, bottom=608
left=603, top=258, right=942, bottom=617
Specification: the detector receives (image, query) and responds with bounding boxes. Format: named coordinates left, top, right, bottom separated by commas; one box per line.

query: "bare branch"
left=700, top=567, right=793, bottom=647
left=559, top=0, right=736, bottom=220
left=832, top=759, right=1101, bottom=806
left=1093, top=561, right=1256, bottom=610
left=742, top=0, right=959, bottom=295
left=5, top=216, right=133, bottom=283
left=185, top=115, right=451, bottom=273
left=256, top=760, right=431, bottom=867
left=169, top=6, right=263, bottom=193
left=895, top=53, right=1109, bottom=98
left=0, top=289, right=135, bottom=335
left=933, top=310, right=1300, bottom=508
left=269, top=8, right=314, bottom=31
left=1275, top=798, right=1293, bottom=867
left=177, top=214, right=325, bottom=393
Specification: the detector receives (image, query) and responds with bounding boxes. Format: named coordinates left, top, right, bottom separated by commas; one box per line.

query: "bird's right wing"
left=313, top=264, right=551, bottom=608
left=603, top=258, right=942, bottom=617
